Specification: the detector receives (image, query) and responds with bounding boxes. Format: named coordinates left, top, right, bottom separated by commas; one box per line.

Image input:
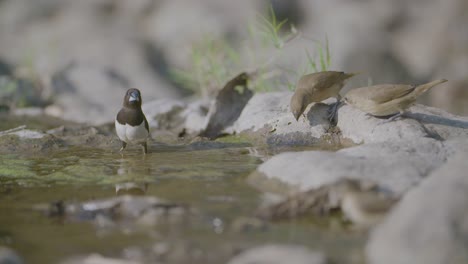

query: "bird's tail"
left=414, top=79, right=448, bottom=97
left=344, top=72, right=362, bottom=80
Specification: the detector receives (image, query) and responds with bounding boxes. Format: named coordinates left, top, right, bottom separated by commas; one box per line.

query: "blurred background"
left=0, top=0, right=467, bottom=125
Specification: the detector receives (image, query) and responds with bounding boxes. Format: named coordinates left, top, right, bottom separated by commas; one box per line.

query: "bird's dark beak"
left=293, top=112, right=300, bottom=121
left=129, top=92, right=139, bottom=102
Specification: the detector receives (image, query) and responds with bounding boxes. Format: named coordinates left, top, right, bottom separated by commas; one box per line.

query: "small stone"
left=0, top=247, right=23, bottom=264
left=366, top=153, right=468, bottom=264
left=227, top=244, right=326, bottom=264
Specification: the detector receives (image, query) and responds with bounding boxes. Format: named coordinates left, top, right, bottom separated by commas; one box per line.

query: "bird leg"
left=141, top=142, right=148, bottom=154
left=384, top=111, right=405, bottom=123
left=119, top=141, right=127, bottom=152
left=327, top=99, right=343, bottom=122
left=376, top=111, right=405, bottom=126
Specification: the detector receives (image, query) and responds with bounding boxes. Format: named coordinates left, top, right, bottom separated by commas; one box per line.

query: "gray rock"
left=0, top=247, right=23, bottom=264
left=61, top=254, right=141, bottom=264
left=181, top=99, right=210, bottom=135
left=10, top=129, right=45, bottom=139
left=232, top=92, right=331, bottom=145
left=0, top=126, right=44, bottom=139
left=337, top=104, right=468, bottom=144
left=142, top=98, right=210, bottom=136
left=38, top=195, right=191, bottom=229
left=0, top=0, right=180, bottom=123
left=142, top=98, right=186, bottom=129
left=406, top=105, right=468, bottom=140
left=142, top=91, right=331, bottom=143
left=366, top=152, right=468, bottom=264
left=251, top=138, right=468, bottom=195
left=47, top=63, right=179, bottom=125
left=227, top=244, right=326, bottom=264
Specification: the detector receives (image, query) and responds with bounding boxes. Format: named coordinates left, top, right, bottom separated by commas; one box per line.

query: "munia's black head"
left=123, top=88, right=142, bottom=108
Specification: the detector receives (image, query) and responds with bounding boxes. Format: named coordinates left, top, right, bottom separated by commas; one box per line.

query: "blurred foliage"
left=0, top=48, right=49, bottom=110
left=171, top=4, right=332, bottom=97
left=0, top=75, right=48, bottom=110
left=286, top=37, right=332, bottom=91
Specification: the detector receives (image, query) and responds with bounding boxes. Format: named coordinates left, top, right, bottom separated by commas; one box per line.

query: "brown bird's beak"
left=293, top=112, right=300, bottom=121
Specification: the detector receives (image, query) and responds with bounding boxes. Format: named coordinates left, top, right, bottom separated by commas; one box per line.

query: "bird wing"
left=359, top=84, right=416, bottom=104
left=298, top=71, right=345, bottom=93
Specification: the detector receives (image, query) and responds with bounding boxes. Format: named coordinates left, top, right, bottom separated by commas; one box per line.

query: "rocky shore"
left=1, top=0, right=468, bottom=263
left=1, top=89, right=468, bottom=263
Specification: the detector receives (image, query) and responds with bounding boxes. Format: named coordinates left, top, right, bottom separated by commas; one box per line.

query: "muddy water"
left=0, top=143, right=365, bottom=263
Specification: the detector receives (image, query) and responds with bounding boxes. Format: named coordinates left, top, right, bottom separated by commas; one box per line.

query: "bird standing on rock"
left=343, top=79, right=448, bottom=121
left=290, top=71, right=359, bottom=121
left=115, top=88, right=149, bottom=154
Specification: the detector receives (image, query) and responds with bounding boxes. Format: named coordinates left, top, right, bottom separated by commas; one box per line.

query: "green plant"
left=170, top=4, right=330, bottom=96
left=170, top=36, right=241, bottom=97
left=305, top=36, right=331, bottom=73
left=255, top=5, right=297, bottom=50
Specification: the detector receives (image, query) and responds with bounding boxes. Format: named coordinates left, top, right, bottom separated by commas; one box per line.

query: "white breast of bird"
left=115, top=120, right=148, bottom=144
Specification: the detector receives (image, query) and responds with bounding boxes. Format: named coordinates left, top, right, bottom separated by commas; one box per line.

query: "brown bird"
left=290, top=71, right=359, bottom=121
left=343, top=79, right=448, bottom=121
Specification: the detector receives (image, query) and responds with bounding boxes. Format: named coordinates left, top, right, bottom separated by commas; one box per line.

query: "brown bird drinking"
left=290, top=71, right=359, bottom=121
left=343, top=79, right=448, bottom=121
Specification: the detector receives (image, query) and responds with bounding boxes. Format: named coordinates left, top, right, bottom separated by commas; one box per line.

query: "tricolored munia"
left=115, top=88, right=149, bottom=154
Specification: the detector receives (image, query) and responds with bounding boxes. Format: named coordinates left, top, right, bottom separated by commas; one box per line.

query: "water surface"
left=0, top=143, right=365, bottom=263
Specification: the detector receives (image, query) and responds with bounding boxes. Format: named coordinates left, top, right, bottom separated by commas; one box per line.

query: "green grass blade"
left=318, top=43, right=326, bottom=71
left=325, top=36, right=331, bottom=68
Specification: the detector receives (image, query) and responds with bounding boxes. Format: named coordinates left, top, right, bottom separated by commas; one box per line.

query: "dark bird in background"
left=115, top=88, right=149, bottom=154
left=199, top=72, right=252, bottom=139
left=343, top=79, right=448, bottom=121
left=290, top=71, right=359, bottom=121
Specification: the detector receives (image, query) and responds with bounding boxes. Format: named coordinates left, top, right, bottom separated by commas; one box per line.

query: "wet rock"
left=142, top=98, right=209, bottom=137
left=227, top=244, right=326, bottom=264
left=0, top=247, right=23, bottom=264
left=49, top=63, right=139, bottom=124
left=61, top=254, right=141, bottom=264
left=255, top=183, right=333, bottom=220
left=232, top=92, right=332, bottom=145
left=230, top=216, right=267, bottom=233
left=337, top=103, right=468, bottom=144
left=256, top=178, right=397, bottom=229
left=181, top=100, right=210, bottom=135
left=150, top=240, right=234, bottom=264
left=9, top=129, right=45, bottom=139
left=366, top=152, right=468, bottom=264
left=56, top=126, right=118, bottom=149
left=249, top=137, right=468, bottom=195
left=40, top=195, right=192, bottom=229
left=0, top=130, right=64, bottom=154
left=145, top=100, right=211, bottom=143
left=142, top=99, right=186, bottom=129
left=115, top=183, right=148, bottom=196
